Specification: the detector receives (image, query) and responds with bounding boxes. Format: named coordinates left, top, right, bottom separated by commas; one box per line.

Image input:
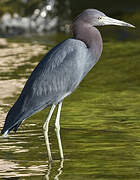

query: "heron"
left=1, top=9, right=134, bottom=161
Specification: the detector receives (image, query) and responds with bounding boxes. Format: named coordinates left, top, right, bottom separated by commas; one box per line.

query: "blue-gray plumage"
left=1, top=9, right=134, bottom=161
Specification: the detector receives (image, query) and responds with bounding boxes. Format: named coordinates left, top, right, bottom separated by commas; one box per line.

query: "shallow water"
left=0, top=37, right=140, bottom=179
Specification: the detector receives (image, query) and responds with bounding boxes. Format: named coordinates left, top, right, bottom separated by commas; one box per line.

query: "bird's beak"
left=101, top=16, right=135, bottom=28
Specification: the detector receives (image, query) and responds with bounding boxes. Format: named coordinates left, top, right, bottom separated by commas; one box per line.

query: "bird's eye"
left=98, top=17, right=102, bottom=20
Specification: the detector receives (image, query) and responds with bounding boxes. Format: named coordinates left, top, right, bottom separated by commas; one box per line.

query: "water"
left=0, top=36, right=140, bottom=179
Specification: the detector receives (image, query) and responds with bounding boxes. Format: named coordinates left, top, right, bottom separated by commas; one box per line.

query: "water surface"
left=0, top=37, right=140, bottom=179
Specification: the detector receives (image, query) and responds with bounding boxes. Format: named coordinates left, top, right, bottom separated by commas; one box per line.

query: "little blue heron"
left=1, top=9, right=134, bottom=161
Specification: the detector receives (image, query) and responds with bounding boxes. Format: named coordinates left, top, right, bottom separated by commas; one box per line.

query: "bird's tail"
left=1, top=96, right=29, bottom=137
left=1, top=97, right=49, bottom=137
left=1, top=121, right=22, bottom=137
left=1, top=108, right=25, bottom=137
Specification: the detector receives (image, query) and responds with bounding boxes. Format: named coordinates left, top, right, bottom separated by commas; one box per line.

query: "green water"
left=0, top=37, right=140, bottom=179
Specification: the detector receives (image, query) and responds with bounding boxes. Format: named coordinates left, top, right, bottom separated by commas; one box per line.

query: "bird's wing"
left=23, top=39, right=88, bottom=108
left=2, top=39, right=88, bottom=134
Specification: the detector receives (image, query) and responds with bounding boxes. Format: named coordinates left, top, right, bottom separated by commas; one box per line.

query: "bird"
left=1, top=9, right=135, bottom=161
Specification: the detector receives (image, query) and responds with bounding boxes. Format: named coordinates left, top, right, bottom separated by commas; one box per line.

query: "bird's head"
left=75, top=9, right=135, bottom=28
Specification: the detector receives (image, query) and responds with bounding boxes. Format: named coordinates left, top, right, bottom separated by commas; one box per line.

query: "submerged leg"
left=43, top=104, right=56, bottom=161
left=55, top=101, right=64, bottom=159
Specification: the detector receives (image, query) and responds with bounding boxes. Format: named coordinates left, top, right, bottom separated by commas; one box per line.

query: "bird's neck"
left=72, top=21, right=103, bottom=60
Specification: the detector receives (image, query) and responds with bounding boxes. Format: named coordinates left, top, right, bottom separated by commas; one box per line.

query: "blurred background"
left=0, top=0, right=139, bottom=40
left=0, top=0, right=140, bottom=179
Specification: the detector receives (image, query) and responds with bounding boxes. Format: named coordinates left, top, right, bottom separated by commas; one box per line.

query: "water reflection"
left=0, top=38, right=46, bottom=129
left=0, top=159, right=18, bottom=177
left=45, top=160, right=64, bottom=180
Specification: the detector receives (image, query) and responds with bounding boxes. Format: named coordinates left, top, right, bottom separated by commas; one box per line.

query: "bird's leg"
left=54, top=159, right=64, bottom=180
left=45, top=162, right=52, bottom=180
left=55, top=101, right=64, bottom=159
left=43, top=104, right=56, bottom=161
